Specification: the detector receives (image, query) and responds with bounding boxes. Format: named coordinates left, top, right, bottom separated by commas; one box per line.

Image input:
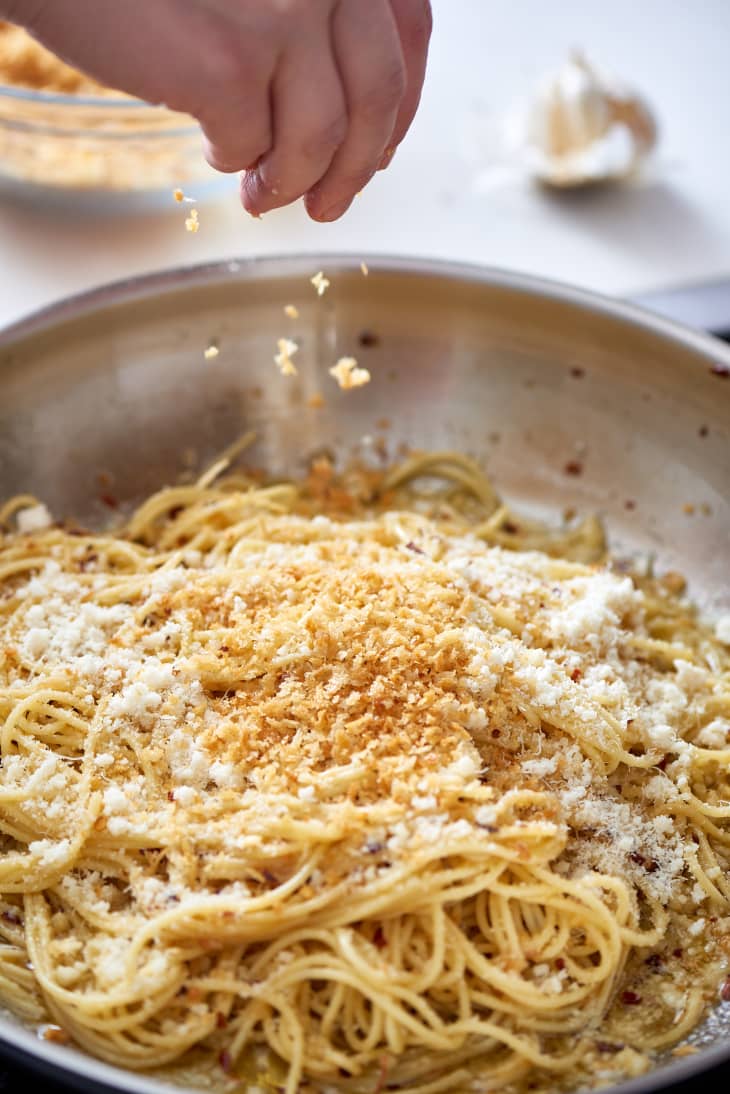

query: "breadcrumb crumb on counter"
left=275, top=339, right=299, bottom=377
left=311, top=271, right=330, bottom=296
left=360, top=262, right=369, bottom=276
left=329, top=356, right=371, bottom=390
left=185, top=208, right=200, bottom=233
left=284, top=305, right=300, bottom=319
left=204, top=345, right=219, bottom=361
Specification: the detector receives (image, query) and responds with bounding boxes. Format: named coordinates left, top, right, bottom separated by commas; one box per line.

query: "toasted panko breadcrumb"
left=275, top=339, right=299, bottom=377
left=185, top=208, right=200, bottom=233
left=307, top=393, right=325, bottom=409
left=311, top=271, right=330, bottom=296
left=204, top=345, right=219, bottom=360
left=329, top=356, right=371, bottom=390
left=360, top=262, right=369, bottom=276
left=284, top=305, right=300, bottom=319
left=173, top=188, right=184, bottom=203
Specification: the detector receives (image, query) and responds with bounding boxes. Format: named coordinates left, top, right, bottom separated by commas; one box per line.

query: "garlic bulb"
left=524, top=53, right=657, bottom=188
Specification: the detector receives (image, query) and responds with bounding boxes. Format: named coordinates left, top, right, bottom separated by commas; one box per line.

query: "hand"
left=6, top=0, right=432, bottom=220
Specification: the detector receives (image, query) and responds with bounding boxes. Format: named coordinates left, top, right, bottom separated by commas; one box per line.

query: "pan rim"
left=1, top=253, right=730, bottom=370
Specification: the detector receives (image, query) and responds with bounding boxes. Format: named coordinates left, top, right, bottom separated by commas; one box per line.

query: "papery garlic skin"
left=525, top=53, right=657, bottom=188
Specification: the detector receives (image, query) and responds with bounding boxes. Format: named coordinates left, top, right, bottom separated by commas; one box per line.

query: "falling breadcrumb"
left=311, top=271, right=330, bottom=296
left=360, top=262, right=369, bottom=276
left=185, top=208, right=200, bottom=233
left=173, top=188, right=184, bottom=203
left=307, top=393, right=325, bottom=409
left=284, top=305, right=300, bottom=319
left=275, top=338, right=299, bottom=377
left=329, top=356, right=371, bottom=390
left=204, top=345, right=219, bottom=360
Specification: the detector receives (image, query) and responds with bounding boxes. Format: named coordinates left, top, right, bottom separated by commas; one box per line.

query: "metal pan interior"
left=0, top=256, right=729, bottom=1094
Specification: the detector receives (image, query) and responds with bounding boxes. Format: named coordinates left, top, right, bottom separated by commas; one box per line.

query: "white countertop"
left=0, top=0, right=729, bottom=329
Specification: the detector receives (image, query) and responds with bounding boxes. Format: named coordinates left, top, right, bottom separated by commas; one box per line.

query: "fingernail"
left=240, top=169, right=263, bottom=217
left=314, top=198, right=352, bottom=222
left=377, top=146, right=396, bottom=172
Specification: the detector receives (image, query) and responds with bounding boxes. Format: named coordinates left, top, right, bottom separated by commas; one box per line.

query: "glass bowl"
left=0, top=84, right=235, bottom=212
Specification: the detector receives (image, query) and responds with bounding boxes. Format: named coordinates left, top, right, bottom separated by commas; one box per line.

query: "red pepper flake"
left=595, top=1041, right=624, bottom=1054
left=570, top=367, right=585, bottom=379
left=720, top=977, right=730, bottom=1002
left=645, top=953, right=663, bottom=969
left=374, top=1055, right=390, bottom=1094
left=699, top=425, right=709, bottom=438
left=555, top=957, right=566, bottom=970
left=405, top=541, right=425, bottom=555
left=624, top=499, right=636, bottom=511
left=710, top=364, right=729, bottom=378
left=570, top=668, right=582, bottom=682
left=40, top=1025, right=70, bottom=1045
left=219, top=645, right=229, bottom=653
left=620, top=990, right=642, bottom=1006
left=358, top=330, right=380, bottom=348
left=673, top=948, right=683, bottom=958
left=219, top=1049, right=233, bottom=1074
left=99, top=493, right=119, bottom=510
left=167, top=791, right=175, bottom=802
left=491, top=728, right=501, bottom=738
left=373, top=927, right=387, bottom=949
left=564, top=460, right=583, bottom=476
left=502, top=520, right=521, bottom=534
left=216, top=1011, right=227, bottom=1029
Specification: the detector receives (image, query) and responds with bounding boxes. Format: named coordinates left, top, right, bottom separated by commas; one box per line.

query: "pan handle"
left=631, top=278, right=730, bottom=342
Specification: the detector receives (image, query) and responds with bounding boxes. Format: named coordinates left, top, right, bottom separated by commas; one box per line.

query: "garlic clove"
left=524, top=52, right=658, bottom=188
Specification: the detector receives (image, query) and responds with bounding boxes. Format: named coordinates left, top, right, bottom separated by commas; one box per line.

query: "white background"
left=0, top=0, right=729, bottom=328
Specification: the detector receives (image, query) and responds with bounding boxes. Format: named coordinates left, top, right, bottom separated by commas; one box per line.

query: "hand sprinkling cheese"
left=329, top=356, right=370, bottom=390
left=275, top=338, right=299, bottom=377
left=311, top=271, right=330, bottom=296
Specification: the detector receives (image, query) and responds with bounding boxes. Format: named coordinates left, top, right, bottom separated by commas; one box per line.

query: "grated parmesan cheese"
left=16, top=503, right=52, bottom=533
left=715, top=615, right=730, bottom=645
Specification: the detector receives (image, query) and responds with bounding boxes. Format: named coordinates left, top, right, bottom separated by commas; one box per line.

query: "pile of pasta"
left=0, top=453, right=728, bottom=1094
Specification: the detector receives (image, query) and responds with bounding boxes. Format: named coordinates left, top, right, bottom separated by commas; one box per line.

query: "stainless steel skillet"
left=0, top=256, right=728, bottom=1094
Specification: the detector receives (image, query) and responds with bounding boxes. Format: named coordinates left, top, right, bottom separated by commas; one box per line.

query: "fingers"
left=240, top=30, right=347, bottom=216
left=383, top=0, right=432, bottom=160
left=195, top=22, right=275, bottom=174
left=200, top=87, right=272, bottom=174
left=304, top=0, right=406, bottom=222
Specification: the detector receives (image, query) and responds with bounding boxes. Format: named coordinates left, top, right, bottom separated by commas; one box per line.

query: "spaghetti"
left=0, top=453, right=728, bottom=1094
